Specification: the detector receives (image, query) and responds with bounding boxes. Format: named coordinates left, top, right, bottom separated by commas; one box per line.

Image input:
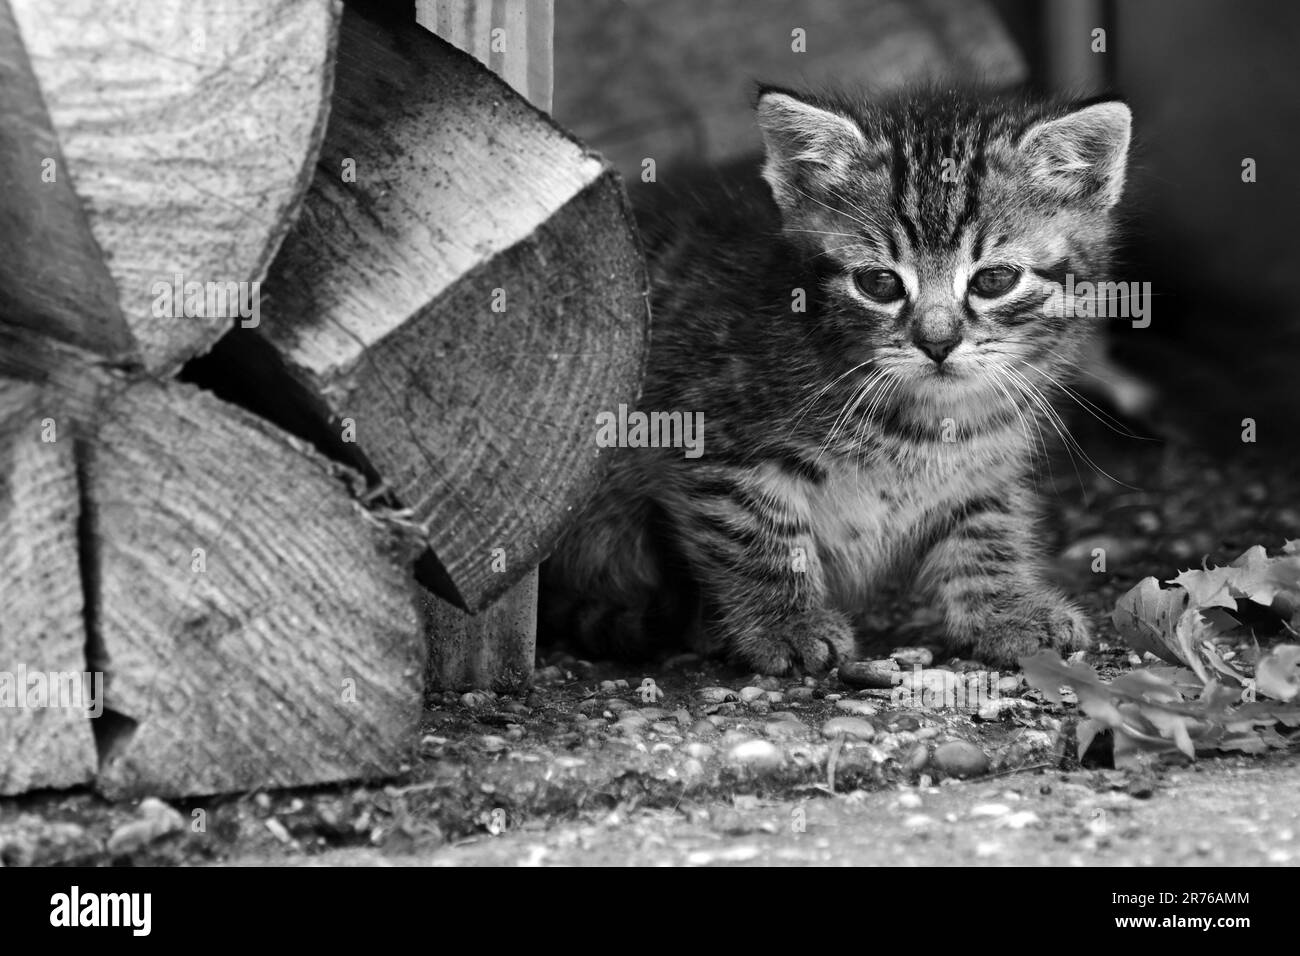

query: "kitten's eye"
left=854, top=268, right=905, bottom=303
left=969, top=266, right=1021, bottom=298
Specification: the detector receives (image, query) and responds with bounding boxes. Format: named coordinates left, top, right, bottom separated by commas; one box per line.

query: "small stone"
left=890, top=647, right=934, bottom=667
left=748, top=700, right=770, bottom=715
left=604, top=698, right=630, bottom=713
left=501, top=700, right=530, bottom=716
left=689, top=718, right=719, bottom=737
left=479, top=734, right=509, bottom=751
left=698, top=686, right=738, bottom=703
left=764, top=691, right=784, bottom=705
left=264, top=817, right=292, bottom=843
left=835, top=698, right=878, bottom=716
left=684, top=742, right=715, bottom=760
left=599, top=680, right=620, bottom=694
left=821, top=717, right=876, bottom=740
left=673, top=708, right=693, bottom=725
left=727, top=739, right=784, bottom=770
left=106, top=798, right=186, bottom=856
left=838, top=660, right=899, bottom=689
left=613, top=679, right=630, bottom=690
left=905, top=743, right=930, bottom=772
left=1000, top=811, right=1041, bottom=829
left=904, top=814, right=935, bottom=828
left=785, top=686, right=814, bottom=702
left=754, top=676, right=783, bottom=691
left=651, top=721, right=677, bottom=735
left=978, top=698, right=1034, bottom=720
left=971, top=803, right=1010, bottom=817
left=996, top=675, right=1022, bottom=695
left=636, top=707, right=665, bottom=721
left=897, top=791, right=923, bottom=809
left=764, top=719, right=807, bottom=739
left=460, top=690, right=493, bottom=708
left=534, top=665, right=565, bottom=685
left=932, top=740, right=990, bottom=779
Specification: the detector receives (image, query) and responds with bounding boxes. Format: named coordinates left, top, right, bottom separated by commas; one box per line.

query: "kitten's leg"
left=542, top=463, right=669, bottom=660
left=677, top=469, right=856, bottom=675
left=917, top=483, right=1092, bottom=667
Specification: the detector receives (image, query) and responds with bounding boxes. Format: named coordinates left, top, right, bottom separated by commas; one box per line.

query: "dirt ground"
left=3, top=416, right=1299, bottom=867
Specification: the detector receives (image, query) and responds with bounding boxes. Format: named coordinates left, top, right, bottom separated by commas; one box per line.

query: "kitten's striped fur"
left=544, top=87, right=1132, bottom=674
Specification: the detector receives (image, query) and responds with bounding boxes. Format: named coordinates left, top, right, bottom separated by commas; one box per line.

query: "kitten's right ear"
left=1017, top=100, right=1132, bottom=207
left=755, top=88, right=868, bottom=209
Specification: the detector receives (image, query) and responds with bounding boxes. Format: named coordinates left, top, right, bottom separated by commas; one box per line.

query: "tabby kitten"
left=545, top=86, right=1132, bottom=674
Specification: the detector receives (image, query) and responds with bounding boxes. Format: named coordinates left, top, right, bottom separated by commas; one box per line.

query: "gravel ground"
left=3, top=416, right=1299, bottom=867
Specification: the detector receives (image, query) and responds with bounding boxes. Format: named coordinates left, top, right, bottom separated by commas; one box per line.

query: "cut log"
left=2, top=0, right=340, bottom=374
left=84, top=380, right=425, bottom=798
left=243, top=2, right=649, bottom=613
left=0, top=0, right=133, bottom=365
left=0, top=379, right=98, bottom=794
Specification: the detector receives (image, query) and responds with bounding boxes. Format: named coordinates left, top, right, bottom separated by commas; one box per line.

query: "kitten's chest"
left=803, top=455, right=985, bottom=603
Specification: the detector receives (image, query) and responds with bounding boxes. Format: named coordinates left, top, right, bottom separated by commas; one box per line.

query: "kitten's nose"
left=914, top=335, right=961, bottom=364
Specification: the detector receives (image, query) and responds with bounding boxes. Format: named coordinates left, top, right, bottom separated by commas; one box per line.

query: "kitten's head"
left=755, top=85, right=1131, bottom=410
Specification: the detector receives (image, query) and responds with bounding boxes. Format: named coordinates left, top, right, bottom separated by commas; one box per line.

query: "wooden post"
left=417, top=0, right=549, bottom=691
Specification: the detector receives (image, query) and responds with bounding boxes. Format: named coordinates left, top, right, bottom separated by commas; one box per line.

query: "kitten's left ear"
left=1017, top=101, right=1132, bottom=208
left=755, top=88, right=868, bottom=209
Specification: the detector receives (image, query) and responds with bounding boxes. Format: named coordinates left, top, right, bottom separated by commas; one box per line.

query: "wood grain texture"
left=0, top=379, right=98, bottom=794
left=425, top=571, right=537, bottom=692
left=0, top=0, right=133, bottom=363
left=251, top=3, right=649, bottom=612
left=86, top=381, right=425, bottom=798
left=415, top=1, right=552, bottom=691
left=417, top=0, right=554, bottom=111
left=552, top=0, right=1026, bottom=183
left=6, top=0, right=340, bottom=374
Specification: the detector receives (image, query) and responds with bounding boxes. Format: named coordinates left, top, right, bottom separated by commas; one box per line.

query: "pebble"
left=932, top=740, right=991, bottom=778
left=460, top=690, right=493, bottom=708
left=727, top=739, right=784, bottom=769
left=904, top=744, right=930, bottom=772
left=835, top=699, right=878, bottom=716
left=264, top=818, right=292, bottom=843
left=106, top=798, right=185, bottom=856
left=897, top=791, right=923, bottom=809
left=838, top=660, right=899, bottom=689
left=479, top=735, right=509, bottom=751
left=996, top=675, right=1022, bottom=694
left=764, top=719, right=807, bottom=739
left=821, top=717, right=876, bottom=740
left=689, top=719, right=720, bottom=737
left=785, top=686, right=815, bottom=702
left=904, top=814, right=935, bottom=828
left=533, top=665, right=565, bottom=684
left=764, top=691, right=784, bottom=705
left=604, top=699, right=630, bottom=713
left=651, top=721, right=678, bottom=735
left=971, top=803, right=1011, bottom=818
left=684, top=742, right=715, bottom=760
left=698, top=686, right=738, bottom=703
left=977, top=698, right=1034, bottom=720
left=1000, top=811, right=1042, bottom=829
left=748, top=700, right=771, bottom=715
left=673, top=708, right=693, bottom=725
left=599, top=680, right=620, bottom=694
left=636, top=707, right=666, bottom=721
left=890, top=647, right=934, bottom=667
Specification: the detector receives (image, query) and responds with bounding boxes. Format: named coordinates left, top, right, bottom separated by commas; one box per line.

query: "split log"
left=0, top=379, right=98, bottom=794
left=1, top=0, right=339, bottom=375
left=85, top=380, right=425, bottom=799
left=243, top=2, right=649, bottom=613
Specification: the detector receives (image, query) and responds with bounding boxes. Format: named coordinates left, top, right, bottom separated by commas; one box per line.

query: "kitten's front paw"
left=731, top=606, right=857, bottom=676
left=967, top=595, right=1092, bottom=669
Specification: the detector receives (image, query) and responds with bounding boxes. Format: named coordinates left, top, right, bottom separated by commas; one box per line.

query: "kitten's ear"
left=755, top=89, right=868, bottom=208
left=1017, top=101, right=1132, bottom=208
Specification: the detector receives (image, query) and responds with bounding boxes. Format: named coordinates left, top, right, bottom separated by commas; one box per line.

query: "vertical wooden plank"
left=414, top=0, right=555, bottom=691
